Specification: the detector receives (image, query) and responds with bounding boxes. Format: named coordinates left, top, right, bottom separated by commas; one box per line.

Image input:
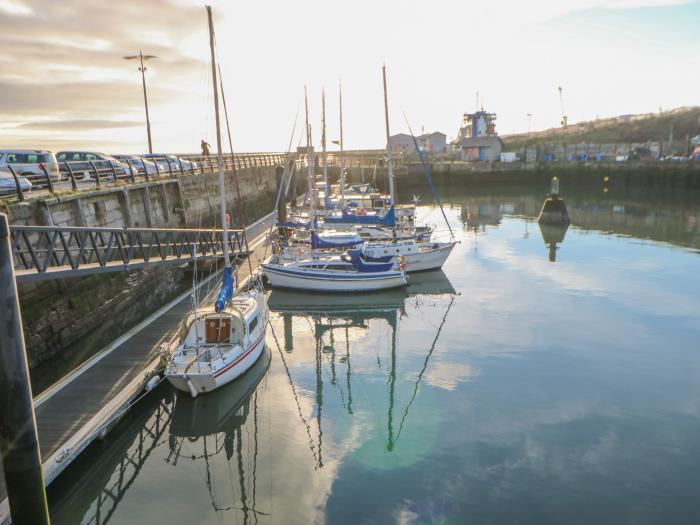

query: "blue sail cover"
left=311, top=231, right=363, bottom=249
left=214, top=266, right=235, bottom=312
left=324, top=205, right=396, bottom=227
left=346, top=249, right=395, bottom=273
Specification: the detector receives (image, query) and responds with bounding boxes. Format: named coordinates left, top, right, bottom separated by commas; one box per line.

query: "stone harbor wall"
left=4, top=165, right=279, bottom=370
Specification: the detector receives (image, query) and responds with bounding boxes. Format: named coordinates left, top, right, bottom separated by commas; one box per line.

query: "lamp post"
left=123, top=51, right=157, bottom=153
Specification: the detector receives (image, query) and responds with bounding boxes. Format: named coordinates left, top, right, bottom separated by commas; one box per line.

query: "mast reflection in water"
left=46, top=188, right=700, bottom=524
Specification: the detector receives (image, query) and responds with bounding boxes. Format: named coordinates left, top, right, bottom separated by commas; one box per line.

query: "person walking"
left=201, top=139, right=212, bottom=156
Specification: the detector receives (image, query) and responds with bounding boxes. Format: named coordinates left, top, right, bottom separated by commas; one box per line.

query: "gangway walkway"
left=11, top=225, right=247, bottom=283
left=0, top=211, right=275, bottom=524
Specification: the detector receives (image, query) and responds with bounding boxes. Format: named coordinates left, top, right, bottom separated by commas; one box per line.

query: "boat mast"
left=382, top=64, right=395, bottom=207
left=207, top=5, right=229, bottom=268
left=339, top=80, right=345, bottom=208
left=321, top=88, right=329, bottom=210
left=304, top=86, right=315, bottom=222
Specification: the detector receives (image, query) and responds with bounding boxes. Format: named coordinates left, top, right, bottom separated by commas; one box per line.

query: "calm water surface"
left=48, top=185, right=700, bottom=524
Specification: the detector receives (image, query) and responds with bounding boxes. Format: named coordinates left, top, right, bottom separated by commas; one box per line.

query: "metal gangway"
left=10, top=224, right=249, bottom=282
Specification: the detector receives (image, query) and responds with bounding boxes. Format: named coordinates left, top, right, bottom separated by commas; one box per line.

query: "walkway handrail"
left=11, top=225, right=248, bottom=282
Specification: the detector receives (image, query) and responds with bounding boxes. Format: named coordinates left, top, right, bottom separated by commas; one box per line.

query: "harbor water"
left=47, top=183, right=700, bottom=524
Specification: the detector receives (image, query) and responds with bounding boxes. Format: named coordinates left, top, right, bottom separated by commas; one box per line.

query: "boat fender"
left=187, top=379, right=199, bottom=398
left=146, top=376, right=160, bottom=392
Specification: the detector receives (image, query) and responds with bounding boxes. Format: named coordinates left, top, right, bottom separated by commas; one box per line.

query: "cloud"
left=0, top=0, right=32, bottom=16
left=17, top=119, right=143, bottom=131
left=0, top=0, right=205, bottom=150
left=606, top=0, right=693, bottom=7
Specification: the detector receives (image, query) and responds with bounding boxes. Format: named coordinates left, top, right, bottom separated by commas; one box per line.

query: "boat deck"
left=0, top=213, right=274, bottom=524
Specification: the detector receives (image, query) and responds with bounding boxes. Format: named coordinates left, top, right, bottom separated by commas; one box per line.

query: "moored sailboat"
left=164, top=5, right=268, bottom=398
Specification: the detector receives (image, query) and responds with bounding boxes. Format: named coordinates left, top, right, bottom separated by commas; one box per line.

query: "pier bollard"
left=538, top=176, right=570, bottom=225
left=0, top=213, right=52, bottom=525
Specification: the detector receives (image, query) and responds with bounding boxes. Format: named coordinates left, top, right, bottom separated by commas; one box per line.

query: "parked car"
left=0, top=150, right=60, bottom=186
left=56, top=151, right=129, bottom=181
left=0, top=168, right=32, bottom=195
left=142, top=154, right=198, bottom=174
left=112, top=154, right=158, bottom=176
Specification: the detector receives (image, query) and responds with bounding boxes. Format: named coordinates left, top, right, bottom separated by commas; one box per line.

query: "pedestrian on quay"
left=201, top=139, right=212, bottom=156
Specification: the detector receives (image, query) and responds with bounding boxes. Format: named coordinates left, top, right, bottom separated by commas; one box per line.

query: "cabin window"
left=205, top=318, right=231, bottom=344
left=325, top=264, right=348, bottom=270
left=248, top=316, right=258, bottom=334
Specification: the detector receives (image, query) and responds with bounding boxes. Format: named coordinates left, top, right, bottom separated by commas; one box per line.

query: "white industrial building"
left=388, top=131, right=447, bottom=153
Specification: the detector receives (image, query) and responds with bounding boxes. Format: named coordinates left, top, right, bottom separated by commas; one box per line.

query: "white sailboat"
left=262, top=251, right=407, bottom=292
left=165, top=6, right=268, bottom=398
left=353, top=65, right=456, bottom=271
left=262, top=86, right=408, bottom=292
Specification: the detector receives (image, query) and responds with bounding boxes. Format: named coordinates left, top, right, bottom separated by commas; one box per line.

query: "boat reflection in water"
left=167, top=346, right=271, bottom=521
left=268, top=270, right=456, bottom=460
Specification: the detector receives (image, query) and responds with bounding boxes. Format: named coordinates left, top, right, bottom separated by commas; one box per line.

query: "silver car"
left=113, top=154, right=159, bottom=176
left=0, top=150, right=61, bottom=186
left=0, top=168, right=32, bottom=195
left=56, top=151, right=129, bottom=181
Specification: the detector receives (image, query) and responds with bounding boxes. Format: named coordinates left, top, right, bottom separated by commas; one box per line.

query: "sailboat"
left=262, top=85, right=408, bottom=293
left=285, top=66, right=456, bottom=272
left=165, top=6, right=268, bottom=397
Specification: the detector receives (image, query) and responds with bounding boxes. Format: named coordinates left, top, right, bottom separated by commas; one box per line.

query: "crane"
left=558, top=86, right=568, bottom=129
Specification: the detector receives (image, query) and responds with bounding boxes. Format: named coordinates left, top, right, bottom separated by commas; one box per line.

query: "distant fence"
left=0, top=152, right=301, bottom=202
left=504, top=142, right=667, bottom=163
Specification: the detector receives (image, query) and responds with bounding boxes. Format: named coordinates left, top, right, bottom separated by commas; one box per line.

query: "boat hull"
left=262, top=264, right=407, bottom=292
left=166, top=333, right=266, bottom=396
left=404, top=243, right=456, bottom=272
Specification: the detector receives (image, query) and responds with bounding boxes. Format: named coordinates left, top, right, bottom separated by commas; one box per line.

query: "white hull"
left=404, top=243, right=456, bottom=272
left=166, top=333, right=266, bottom=396
left=262, top=264, right=407, bottom=292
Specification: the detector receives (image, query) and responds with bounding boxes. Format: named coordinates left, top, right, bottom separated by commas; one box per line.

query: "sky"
left=0, top=0, right=698, bottom=153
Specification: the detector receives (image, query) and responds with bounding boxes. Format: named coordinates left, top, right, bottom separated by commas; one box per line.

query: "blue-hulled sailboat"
left=262, top=85, right=408, bottom=293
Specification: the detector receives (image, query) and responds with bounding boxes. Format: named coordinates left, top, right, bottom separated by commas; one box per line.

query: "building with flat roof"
left=459, top=136, right=503, bottom=161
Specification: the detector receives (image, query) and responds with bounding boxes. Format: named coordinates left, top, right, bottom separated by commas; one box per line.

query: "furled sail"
left=214, top=266, right=235, bottom=312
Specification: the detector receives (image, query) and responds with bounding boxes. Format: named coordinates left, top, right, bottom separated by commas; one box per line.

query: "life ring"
left=357, top=208, right=368, bottom=216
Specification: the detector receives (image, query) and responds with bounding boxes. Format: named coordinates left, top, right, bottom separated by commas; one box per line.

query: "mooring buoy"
left=538, top=177, right=570, bottom=226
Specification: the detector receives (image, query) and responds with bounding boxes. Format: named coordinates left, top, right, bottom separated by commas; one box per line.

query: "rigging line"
left=217, top=61, right=253, bottom=279
left=259, top=108, right=301, bottom=267
left=267, top=319, right=320, bottom=465
left=394, top=294, right=455, bottom=444
left=267, top=108, right=301, bottom=240
left=402, top=111, right=455, bottom=241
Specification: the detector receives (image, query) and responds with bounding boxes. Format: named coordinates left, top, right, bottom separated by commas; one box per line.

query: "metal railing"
left=11, top=224, right=248, bottom=282
left=0, top=152, right=298, bottom=201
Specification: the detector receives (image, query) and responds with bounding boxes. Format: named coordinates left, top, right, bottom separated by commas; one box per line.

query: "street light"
left=123, top=51, right=157, bottom=153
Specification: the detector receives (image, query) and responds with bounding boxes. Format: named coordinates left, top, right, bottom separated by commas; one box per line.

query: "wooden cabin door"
left=205, top=318, right=231, bottom=344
